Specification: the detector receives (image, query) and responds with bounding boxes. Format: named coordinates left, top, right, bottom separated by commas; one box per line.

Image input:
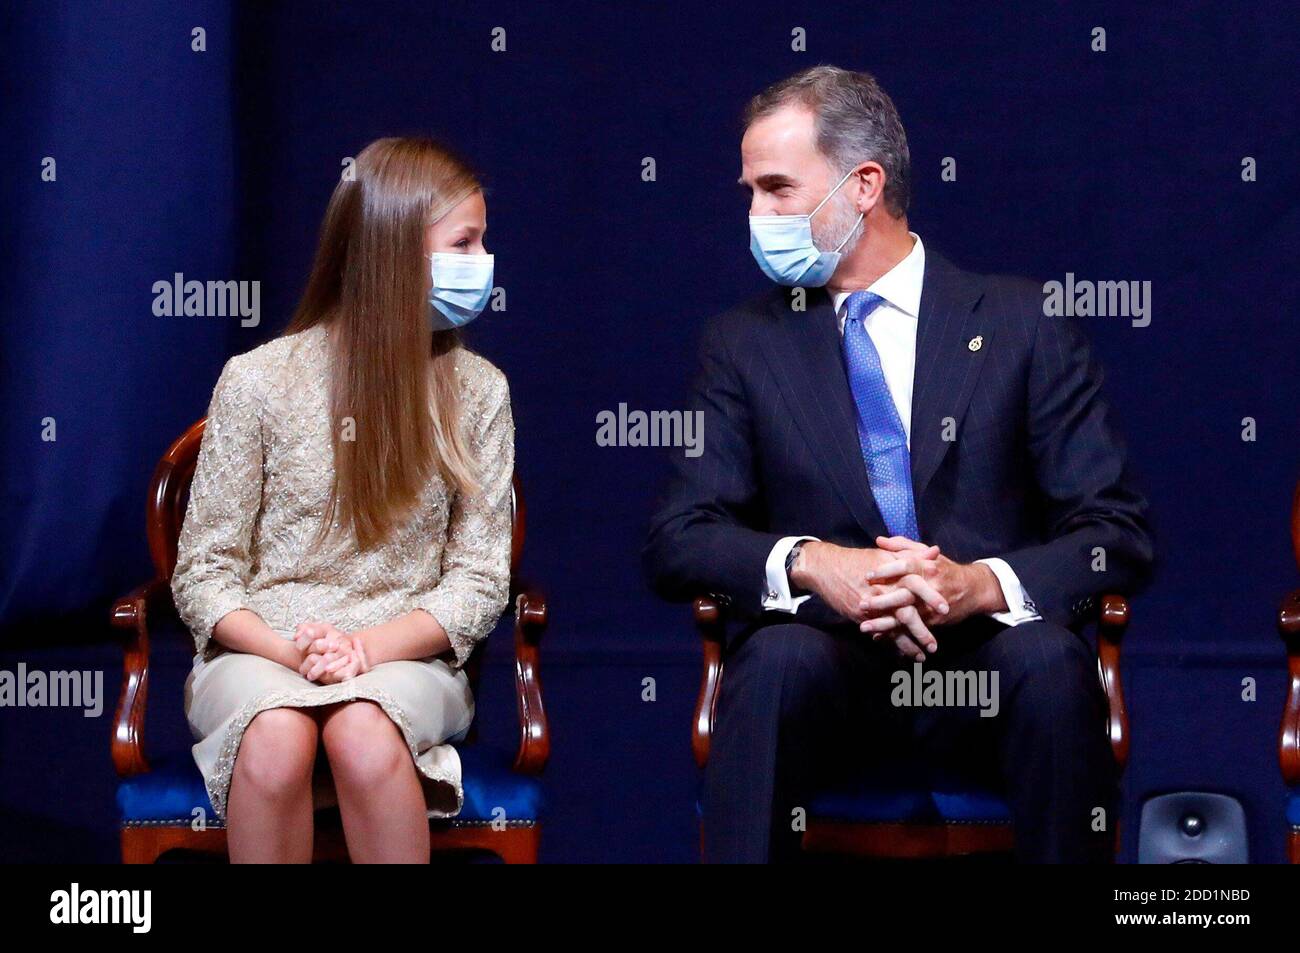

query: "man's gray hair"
left=744, top=65, right=911, bottom=217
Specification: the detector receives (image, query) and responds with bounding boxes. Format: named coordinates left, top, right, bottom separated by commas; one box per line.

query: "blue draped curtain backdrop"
left=1, top=0, right=1297, bottom=861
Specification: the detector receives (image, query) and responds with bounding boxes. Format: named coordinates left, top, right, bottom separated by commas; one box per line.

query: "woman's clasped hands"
left=293, top=621, right=370, bottom=684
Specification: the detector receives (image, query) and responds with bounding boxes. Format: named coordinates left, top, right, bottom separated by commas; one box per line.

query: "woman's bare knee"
left=233, top=707, right=318, bottom=800
left=321, top=701, right=409, bottom=787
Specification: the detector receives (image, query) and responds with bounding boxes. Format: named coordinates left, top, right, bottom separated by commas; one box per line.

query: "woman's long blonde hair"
left=286, top=137, right=481, bottom=550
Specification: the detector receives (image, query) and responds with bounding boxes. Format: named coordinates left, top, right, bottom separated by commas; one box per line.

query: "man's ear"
left=854, top=161, right=887, bottom=213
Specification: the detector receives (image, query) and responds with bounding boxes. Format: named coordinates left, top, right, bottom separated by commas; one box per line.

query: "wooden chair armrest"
left=108, top=578, right=171, bottom=778
left=692, top=595, right=727, bottom=769
left=109, top=577, right=171, bottom=631
left=510, top=582, right=550, bottom=774
left=1096, top=593, right=1131, bottom=772
left=1278, top=588, right=1300, bottom=787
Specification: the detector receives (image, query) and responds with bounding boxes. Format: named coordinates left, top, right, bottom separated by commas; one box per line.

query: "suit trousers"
left=700, top=616, right=1118, bottom=863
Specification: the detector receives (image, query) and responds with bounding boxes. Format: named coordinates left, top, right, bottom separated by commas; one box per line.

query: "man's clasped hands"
left=789, top=535, right=1007, bottom=661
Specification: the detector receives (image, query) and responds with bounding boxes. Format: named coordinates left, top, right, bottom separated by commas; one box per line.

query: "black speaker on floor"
left=1138, top=792, right=1248, bottom=863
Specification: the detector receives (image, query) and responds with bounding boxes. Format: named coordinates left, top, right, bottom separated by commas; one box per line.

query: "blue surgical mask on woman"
left=428, top=252, right=495, bottom=330
left=748, top=168, right=862, bottom=287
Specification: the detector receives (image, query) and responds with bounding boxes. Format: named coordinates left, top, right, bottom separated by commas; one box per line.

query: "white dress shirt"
left=761, top=233, right=1040, bottom=627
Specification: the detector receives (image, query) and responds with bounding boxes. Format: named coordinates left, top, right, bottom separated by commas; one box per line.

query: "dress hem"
left=200, top=682, right=465, bottom=821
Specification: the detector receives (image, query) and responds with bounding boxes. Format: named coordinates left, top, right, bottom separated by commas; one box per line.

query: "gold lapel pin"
left=967, top=335, right=983, bottom=352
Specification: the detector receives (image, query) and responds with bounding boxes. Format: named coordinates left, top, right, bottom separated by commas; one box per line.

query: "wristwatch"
left=785, top=541, right=808, bottom=596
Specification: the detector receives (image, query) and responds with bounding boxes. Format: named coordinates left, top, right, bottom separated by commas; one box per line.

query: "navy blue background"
left=2, top=0, right=1297, bottom=862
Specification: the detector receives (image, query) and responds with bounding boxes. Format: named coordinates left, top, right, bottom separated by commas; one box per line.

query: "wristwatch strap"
left=785, top=541, right=808, bottom=596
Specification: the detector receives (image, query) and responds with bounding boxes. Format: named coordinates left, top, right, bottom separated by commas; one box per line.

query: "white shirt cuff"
left=976, top=557, right=1041, bottom=626
left=762, top=536, right=819, bottom=613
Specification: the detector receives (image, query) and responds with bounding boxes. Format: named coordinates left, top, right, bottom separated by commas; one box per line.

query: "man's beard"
left=812, top=188, right=864, bottom=259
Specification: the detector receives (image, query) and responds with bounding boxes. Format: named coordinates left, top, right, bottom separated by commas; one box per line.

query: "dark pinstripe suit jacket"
left=643, top=249, right=1154, bottom=632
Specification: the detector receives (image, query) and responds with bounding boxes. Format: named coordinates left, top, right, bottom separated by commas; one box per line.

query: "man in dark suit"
left=643, top=66, right=1153, bottom=863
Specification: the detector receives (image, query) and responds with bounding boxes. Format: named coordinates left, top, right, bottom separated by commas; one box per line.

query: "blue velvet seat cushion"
left=1287, top=791, right=1300, bottom=828
left=117, top=745, right=542, bottom=825
left=695, top=777, right=1013, bottom=824
left=807, top=781, right=1012, bottom=824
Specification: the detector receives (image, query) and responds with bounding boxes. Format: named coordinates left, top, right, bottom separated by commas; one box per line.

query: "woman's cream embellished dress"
left=171, top=325, right=513, bottom=820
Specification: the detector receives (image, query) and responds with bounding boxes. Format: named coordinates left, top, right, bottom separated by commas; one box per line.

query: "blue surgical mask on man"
left=748, top=168, right=863, bottom=287
left=428, top=252, right=494, bottom=330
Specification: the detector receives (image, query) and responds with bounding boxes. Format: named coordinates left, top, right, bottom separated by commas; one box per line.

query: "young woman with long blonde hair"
left=172, top=137, right=512, bottom=863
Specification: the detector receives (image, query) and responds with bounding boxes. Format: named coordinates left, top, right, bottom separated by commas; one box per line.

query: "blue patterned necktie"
left=841, top=291, right=920, bottom=539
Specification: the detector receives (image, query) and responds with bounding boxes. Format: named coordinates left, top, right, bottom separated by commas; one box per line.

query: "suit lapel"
left=754, top=250, right=989, bottom=541
left=757, top=287, right=887, bottom=538
left=908, top=251, right=990, bottom=512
